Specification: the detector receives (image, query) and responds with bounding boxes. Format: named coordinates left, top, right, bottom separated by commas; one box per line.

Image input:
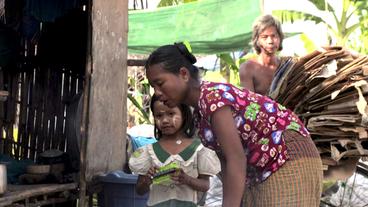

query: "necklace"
left=175, top=139, right=182, bottom=145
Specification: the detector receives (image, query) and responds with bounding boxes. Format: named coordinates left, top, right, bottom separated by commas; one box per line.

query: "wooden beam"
left=127, top=59, right=146, bottom=67
left=79, top=0, right=128, bottom=206
left=79, top=1, right=93, bottom=206
left=86, top=0, right=128, bottom=181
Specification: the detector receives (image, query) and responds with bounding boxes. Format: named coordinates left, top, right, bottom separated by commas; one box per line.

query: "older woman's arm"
left=211, top=106, right=246, bottom=207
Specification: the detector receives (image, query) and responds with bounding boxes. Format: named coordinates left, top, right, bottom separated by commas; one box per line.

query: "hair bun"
left=174, top=42, right=197, bottom=64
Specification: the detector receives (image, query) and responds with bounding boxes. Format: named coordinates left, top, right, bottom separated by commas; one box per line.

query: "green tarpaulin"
left=128, top=0, right=261, bottom=54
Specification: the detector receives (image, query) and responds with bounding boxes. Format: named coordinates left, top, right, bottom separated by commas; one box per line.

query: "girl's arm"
left=171, top=171, right=210, bottom=192
left=136, top=175, right=151, bottom=195
left=211, top=106, right=246, bottom=207
left=136, top=166, right=156, bottom=195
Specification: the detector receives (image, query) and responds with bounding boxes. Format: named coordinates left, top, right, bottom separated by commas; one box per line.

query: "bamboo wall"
left=0, top=66, right=84, bottom=162
left=0, top=2, right=87, bottom=163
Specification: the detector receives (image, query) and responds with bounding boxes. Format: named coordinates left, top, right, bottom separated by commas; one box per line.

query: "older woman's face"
left=146, top=64, right=188, bottom=108
left=258, top=26, right=280, bottom=54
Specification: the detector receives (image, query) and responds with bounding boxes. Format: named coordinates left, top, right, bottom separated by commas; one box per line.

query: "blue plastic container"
left=97, top=171, right=148, bottom=207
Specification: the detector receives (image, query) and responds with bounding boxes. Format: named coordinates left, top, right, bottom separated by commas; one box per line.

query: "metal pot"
left=0, top=164, right=7, bottom=194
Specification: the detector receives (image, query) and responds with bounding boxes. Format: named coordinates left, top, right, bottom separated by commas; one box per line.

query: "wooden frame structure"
left=0, top=183, right=78, bottom=206
left=0, top=0, right=128, bottom=206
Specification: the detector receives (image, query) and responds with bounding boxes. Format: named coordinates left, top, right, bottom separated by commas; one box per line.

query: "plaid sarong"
left=243, top=130, right=323, bottom=207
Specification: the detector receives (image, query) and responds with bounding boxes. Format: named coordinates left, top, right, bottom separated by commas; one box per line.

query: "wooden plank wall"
left=0, top=67, right=84, bottom=162
left=83, top=0, right=128, bottom=181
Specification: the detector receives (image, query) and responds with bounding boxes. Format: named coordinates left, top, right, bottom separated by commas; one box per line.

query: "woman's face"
left=153, top=100, right=183, bottom=136
left=146, top=64, right=189, bottom=108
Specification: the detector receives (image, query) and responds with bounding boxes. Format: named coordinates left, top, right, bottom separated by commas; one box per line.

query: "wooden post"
left=79, top=0, right=128, bottom=206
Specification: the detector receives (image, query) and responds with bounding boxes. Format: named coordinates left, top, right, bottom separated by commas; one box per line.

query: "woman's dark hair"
left=150, top=94, right=195, bottom=140
left=252, top=14, right=284, bottom=54
left=145, top=42, right=200, bottom=80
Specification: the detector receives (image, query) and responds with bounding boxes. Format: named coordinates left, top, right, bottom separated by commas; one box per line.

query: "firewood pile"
left=269, top=47, right=368, bottom=168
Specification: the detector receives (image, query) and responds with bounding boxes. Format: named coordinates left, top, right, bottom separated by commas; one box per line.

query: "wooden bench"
left=0, top=183, right=78, bottom=207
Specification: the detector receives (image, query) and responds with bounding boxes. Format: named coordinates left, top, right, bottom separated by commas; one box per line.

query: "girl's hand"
left=147, top=166, right=157, bottom=178
left=171, top=170, right=211, bottom=192
left=144, top=166, right=157, bottom=185
left=170, top=169, right=191, bottom=185
left=136, top=166, right=158, bottom=195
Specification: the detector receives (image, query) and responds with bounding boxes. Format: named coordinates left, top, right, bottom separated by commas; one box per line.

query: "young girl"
left=129, top=94, right=220, bottom=207
left=144, top=43, right=323, bottom=207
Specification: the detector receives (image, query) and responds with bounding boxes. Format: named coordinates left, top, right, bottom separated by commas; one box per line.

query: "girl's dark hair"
left=145, top=42, right=200, bottom=80
left=150, top=94, right=195, bottom=140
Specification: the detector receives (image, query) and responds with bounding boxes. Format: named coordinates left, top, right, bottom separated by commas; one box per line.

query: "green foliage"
left=272, top=0, right=366, bottom=50
left=300, top=33, right=317, bottom=53
left=354, top=0, right=368, bottom=54
left=271, top=0, right=327, bottom=24
left=218, top=54, right=237, bottom=70
left=209, top=52, right=257, bottom=87
left=217, top=53, right=240, bottom=86
left=127, top=75, right=152, bottom=125
left=158, top=0, right=197, bottom=7
left=272, top=10, right=323, bottom=25
left=310, top=0, right=330, bottom=11
left=158, top=0, right=180, bottom=7
left=128, top=93, right=151, bottom=124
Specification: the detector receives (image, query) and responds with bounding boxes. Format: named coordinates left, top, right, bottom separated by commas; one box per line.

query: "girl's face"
left=146, top=64, right=189, bottom=108
left=153, top=100, right=183, bottom=136
left=258, top=26, right=280, bottom=54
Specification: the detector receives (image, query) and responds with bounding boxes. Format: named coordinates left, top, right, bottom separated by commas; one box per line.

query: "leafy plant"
left=211, top=52, right=254, bottom=87
left=300, top=33, right=317, bottom=53
left=216, top=53, right=239, bottom=85
left=158, top=0, right=197, bottom=7
left=128, top=93, right=151, bottom=124
left=127, top=75, right=151, bottom=125
left=354, top=0, right=368, bottom=54
left=272, top=0, right=367, bottom=49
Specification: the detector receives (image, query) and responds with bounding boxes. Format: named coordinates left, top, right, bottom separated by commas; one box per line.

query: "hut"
left=0, top=0, right=128, bottom=206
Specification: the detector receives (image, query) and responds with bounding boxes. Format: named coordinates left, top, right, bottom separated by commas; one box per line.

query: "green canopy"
left=128, top=0, right=261, bottom=54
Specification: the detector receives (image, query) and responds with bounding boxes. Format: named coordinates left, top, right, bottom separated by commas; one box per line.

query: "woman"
left=145, top=42, right=323, bottom=207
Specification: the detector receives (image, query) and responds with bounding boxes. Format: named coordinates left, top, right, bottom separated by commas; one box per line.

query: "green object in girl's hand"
left=152, top=162, right=179, bottom=185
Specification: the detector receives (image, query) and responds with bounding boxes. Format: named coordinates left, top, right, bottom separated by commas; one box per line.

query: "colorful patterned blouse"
left=195, top=81, right=309, bottom=185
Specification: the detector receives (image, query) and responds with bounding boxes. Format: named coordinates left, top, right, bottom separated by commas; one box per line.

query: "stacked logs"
left=270, top=47, right=368, bottom=168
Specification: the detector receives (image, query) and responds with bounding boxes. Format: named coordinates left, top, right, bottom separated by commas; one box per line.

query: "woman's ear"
left=179, top=67, right=190, bottom=82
